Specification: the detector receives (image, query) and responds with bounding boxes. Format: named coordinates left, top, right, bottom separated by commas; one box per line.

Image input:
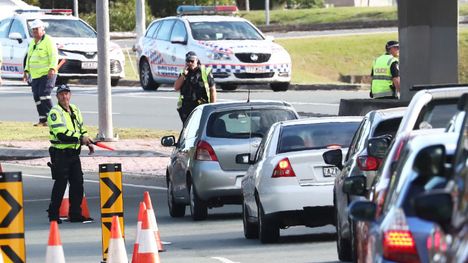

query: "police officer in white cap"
left=24, top=19, right=58, bottom=126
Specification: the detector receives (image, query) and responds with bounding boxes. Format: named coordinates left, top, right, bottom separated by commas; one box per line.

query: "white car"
left=0, top=9, right=125, bottom=86
left=135, top=5, right=292, bottom=91
left=240, top=117, right=362, bottom=243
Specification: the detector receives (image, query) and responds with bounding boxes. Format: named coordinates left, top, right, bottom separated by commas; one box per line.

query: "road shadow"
left=278, top=232, right=336, bottom=244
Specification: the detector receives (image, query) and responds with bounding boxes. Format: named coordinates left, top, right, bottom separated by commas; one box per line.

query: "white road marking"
left=23, top=174, right=167, bottom=190
left=211, top=257, right=240, bottom=263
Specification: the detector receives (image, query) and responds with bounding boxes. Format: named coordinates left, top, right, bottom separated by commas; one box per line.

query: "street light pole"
left=135, top=0, right=146, bottom=40
left=73, top=0, right=78, bottom=17
left=96, top=0, right=115, bottom=141
left=265, top=0, right=270, bottom=25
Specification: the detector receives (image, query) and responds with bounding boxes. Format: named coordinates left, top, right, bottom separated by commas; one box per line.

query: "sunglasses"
left=186, top=59, right=196, bottom=63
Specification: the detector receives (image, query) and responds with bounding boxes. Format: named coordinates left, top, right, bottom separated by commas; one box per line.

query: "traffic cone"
left=45, top=221, right=65, bottom=263
left=131, top=202, right=146, bottom=263
left=59, top=184, right=92, bottom=220
left=107, top=216, right=128, bottom=263
left=143, top=192, right=164, bottom=252
left=137, top=209, right=160, bottom=263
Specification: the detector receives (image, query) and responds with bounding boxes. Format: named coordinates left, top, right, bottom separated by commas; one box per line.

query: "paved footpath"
left=0, top=139, right=171, bottom=177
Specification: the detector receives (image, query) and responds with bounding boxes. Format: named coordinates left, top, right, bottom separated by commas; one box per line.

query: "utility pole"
left=245, top=0, right=250, bottom=11
left=135, top=0, right=146, bottom=40
left=265, top=0, right=270, bottom=25
left=96, top=0, right=115, bottom=141
left=73, top=0, right=78, bottom=17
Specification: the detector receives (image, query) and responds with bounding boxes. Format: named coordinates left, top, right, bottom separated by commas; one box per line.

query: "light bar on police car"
left=15, top=9, right=72, bottom=15
left=176, top=5, right=238, bottom=15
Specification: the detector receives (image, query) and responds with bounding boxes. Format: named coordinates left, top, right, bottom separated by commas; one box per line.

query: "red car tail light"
left=195, top=140, right=218, bottom=161
left=357, top=155, right=381, bottom=171
left=272, top=158, right=296, bottom=178
left=382, top=209, right=420, bottom=263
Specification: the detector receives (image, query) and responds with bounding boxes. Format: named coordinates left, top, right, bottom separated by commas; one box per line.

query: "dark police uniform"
left=177, top=65, right=214, bottom=123
left=47, top=86, right=91, bottom=223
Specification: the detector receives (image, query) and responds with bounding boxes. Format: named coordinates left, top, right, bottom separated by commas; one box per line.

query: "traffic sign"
left=0, top=172, right=25, bottom=263
left=99, top=164, right=124, bottom=262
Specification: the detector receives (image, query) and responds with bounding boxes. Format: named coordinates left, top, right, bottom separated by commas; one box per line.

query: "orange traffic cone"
left=143, top=192, right=164, bottom=252
left=45, top=221, right=65, bottom=263
left=137, top=209, right=160, bottom=263
left=59, top=184, right=92, bottom=220
left=131, top=202, right=146, bottom=263
left=107, top=216, right=128, bottom=263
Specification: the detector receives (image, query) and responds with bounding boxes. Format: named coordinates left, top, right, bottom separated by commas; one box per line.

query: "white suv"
left=0, top=9, right=125, bottom=86
left=135, top=6, right=292, bottom=91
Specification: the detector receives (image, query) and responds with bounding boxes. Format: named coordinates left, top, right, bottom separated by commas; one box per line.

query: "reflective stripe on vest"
left=371, top=54, right=397, bottom=98
left=177, top=65, right=212, bottom=108
left=25, top=34, right=58, bottom=79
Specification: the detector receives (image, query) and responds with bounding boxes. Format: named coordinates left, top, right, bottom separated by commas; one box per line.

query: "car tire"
left=111, top=78, right=119, bottom=87
left=220, top=84, right=237, bottom=91
left=336, top=201, right=352, bottom=261
left=270, top=82, right=289, bottom=92
left=258, top=203, right=279, bottom=243
left=55, top=77, right=68, bottom=86
left=189, top=184, right=207, bottom=221
left=167, top=179, right=185, bottom=217
left=139, top=59, right=159, bottom=91
left=242, top=201, right=258, bottom=239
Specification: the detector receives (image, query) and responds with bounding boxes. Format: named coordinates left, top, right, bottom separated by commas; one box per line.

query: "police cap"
left=185, top=51, right=198, bottom=62
left=385, top=40, right=399, bottom=51
left=56, top=84, right=71, bottom=94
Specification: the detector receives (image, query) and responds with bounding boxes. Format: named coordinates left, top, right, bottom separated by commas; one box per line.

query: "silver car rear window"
left=278, top=122, right=360, bottom=153
left=207, top=109, right=297, bottom=138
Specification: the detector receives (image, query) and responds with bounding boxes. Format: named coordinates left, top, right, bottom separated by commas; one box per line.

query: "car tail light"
left=195, top=140, right=218, bottom=161
left=382, top=208, right=419, bottom=263
left=272, top=158, right=296, bottom=178
left=357, top=155, right=381, bottom=171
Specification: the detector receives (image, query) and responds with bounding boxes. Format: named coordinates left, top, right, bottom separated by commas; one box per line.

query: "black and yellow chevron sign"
left=0, top=172, right=25, bottom=263
left=99, top=163, right=124, bottom=262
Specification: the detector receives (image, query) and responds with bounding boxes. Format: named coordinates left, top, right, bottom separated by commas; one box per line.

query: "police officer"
left=24, top=19, right=58, bottom=126
left=370, top=40, right=400, bottom=99
left=174, top=51, right=217, bottom=123
left=47, top=84, right=94, bottom=223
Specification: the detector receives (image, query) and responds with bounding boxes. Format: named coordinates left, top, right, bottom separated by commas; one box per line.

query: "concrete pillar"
left=135, top=0, right=146, bottom=40
left=398, top=0, right=458, bottom=101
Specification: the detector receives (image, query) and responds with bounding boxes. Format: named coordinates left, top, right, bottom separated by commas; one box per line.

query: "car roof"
left=200, top=100, right=295, bottom=111
left=9, top=12, right=79, bottom=21
left=372, top=107, right=407, bottom=118
left=405, top=131, right=458, bottom=155
left=278, top=116, right=363, bottom=126
left=157, top=15, right=247, bottom=23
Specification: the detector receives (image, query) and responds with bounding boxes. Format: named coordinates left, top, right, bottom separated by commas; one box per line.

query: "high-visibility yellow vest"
left=371, top=54, right=398, bottom=98
left=25, top=34, right=58, bottom=79
left=177, top=65, right=212, bottom=109
left=48, top=104, right=88, bottom=150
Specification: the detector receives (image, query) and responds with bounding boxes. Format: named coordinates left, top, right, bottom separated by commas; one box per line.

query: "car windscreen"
left=414, top=99, right=459, bottom=129
left=28, top=19, right=96, bottom=38
left=277, top=122, right=360, bottom=153
left=190, top=21, right=263, bottom=41
left=206, top=108, right=297, bottom=138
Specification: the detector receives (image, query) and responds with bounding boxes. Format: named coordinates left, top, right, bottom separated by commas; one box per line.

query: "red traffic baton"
left=93, top=141, right=115, bottom=151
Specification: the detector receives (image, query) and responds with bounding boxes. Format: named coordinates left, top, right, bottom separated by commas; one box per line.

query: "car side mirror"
left=170, top=36, right=187, bottom=45
left=367, top=134, right=392, bottom=159
left=348, top=200, right=376, bottom=222
left=161, top=135, right=176, bottom=147
left=414, top=191, right=452, bottom=229
left=265, top=35, right=275, bottom=42
left=343, top=175, right=367, bottom=196
left=413, top=145, right=445, bottom=177
left=322, top=149, right=343, bottom=170
left=9, top=32, right=23, bottom=43
left=236, top=153, right=253, bottom=164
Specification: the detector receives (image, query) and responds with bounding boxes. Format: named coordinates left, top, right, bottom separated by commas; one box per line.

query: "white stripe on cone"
left=107, top=238, right=128, bottom=263
left=137, top=210, right=160, bottom=263
left=45, top=246, right=65, bottom=263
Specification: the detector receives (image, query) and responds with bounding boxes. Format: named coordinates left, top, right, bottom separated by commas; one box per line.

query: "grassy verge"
left=123, top=48, right=139, bottom=80
left=0, top=121, right=176, bottom=141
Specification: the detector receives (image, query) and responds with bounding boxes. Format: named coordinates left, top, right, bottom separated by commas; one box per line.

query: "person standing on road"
left=370, top=40, right=400, bottom=99
left=47, top=84, right=94, bottom=223
left=174, top=51, right=217, bottom=123
left=24, top=19, right=58, bottom=126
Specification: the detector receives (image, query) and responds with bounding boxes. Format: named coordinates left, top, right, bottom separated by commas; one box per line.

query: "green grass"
left=0, top=121, right=176, bottom=141
left=123, top=48, right=139, bottom=80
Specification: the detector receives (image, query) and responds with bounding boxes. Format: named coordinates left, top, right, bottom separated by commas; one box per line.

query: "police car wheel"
left=111, top=78, right=119, bottom=87
left=270, top=82, right=289, bottom=92
left=139, top=59, right=159, bottom=91
left=220, top=84, right=237, bottom=91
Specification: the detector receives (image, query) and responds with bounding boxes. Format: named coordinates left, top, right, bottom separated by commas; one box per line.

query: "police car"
left=0, top=9, right=125, bottom=86
left=135, top=5, right=292, bottom=91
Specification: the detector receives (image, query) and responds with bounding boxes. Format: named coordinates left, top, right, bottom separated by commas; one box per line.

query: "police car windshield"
left=190, top=21, right=263, bottom=41
left=28, top=19, right=97, bottom=38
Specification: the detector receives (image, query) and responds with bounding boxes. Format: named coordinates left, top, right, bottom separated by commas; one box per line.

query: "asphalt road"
left=0, top=80, right=367, bottom=130
left=3, top=163, right=339, bottom=263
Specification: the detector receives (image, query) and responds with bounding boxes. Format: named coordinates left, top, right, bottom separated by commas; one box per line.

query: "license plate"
left=245, top=66, right=266, bottom=73
left=82, top=61, right=98, bottom=69
left=323, top=166, right=339, bottom=177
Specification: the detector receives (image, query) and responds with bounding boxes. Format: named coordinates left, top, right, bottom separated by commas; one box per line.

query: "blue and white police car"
left=0, top=9, right=125, bottom=86
left=135, top=5, right=292, bottom=91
